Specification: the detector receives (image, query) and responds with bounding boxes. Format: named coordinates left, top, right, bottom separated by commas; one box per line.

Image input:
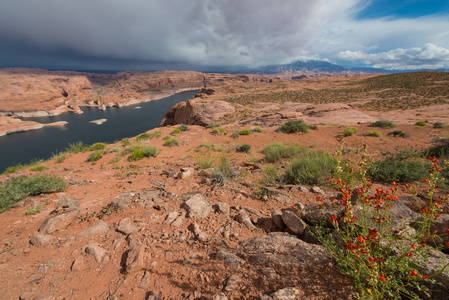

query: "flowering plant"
left=315, top=142, right=449, bottom=299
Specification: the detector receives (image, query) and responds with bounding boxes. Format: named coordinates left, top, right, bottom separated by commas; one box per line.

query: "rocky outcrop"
left=159, top=99, right=235, bottom=126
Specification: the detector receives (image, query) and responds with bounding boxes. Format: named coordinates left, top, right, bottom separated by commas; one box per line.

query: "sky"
left=0, top=0, right=448, bottom=71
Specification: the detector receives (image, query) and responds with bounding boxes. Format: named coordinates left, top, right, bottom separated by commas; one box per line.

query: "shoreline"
left=1, top=86, right=201, bottom=119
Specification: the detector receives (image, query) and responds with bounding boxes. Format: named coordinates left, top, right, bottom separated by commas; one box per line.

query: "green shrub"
left=370, top=120, right=395, bottom=128
left=235, top=144, right=251, bottom=153
left=262, top=143, right=308, bottom=163
left=231, top=130, right=240, bottom=138
left=148, top=129, right=162, bottom=139
left=308, top=124, right=318, bottom=130
left=25, top=205, right=42, bottom=215
left=67, top=141, right=89, bottom=153
left=171, top=128, right=182, bottom=135
left=415, top=120, right=427, bottom=126
left=2, top=160, right=44, bottom=175
left=343, top=127, right=358, bottom=137
left=163, top=137, right=179, bottom=147
left=55, top=154, right=66, bottom=164
left=263, top=165, right=280, bottom=185
left=387, top=130, right=407, bottom=138
left=0, top=174, right=66, bottom=212
left=251, top=126, right=262, bottom=133
left=136, top=133, right=150, bottom=141
left=87, top=151, right=103, bottom=162
left=30, top=165, right=50, bottom=172
left=195, top=153, right=215, bottom=169
left=128, top=146, right=158, bottom=161
left=178, top=125, right=189, bottom=131
left=425, top=140, right=449, bottom=159
left=433, top=122, right=444, bottom=128
left=283, top=150, right=338, bottom=185
left=367, top=159, right=429, bottom=183
left=89, top=142, right=107, bottom=151
left=211, top=128, right=219, bottom=135
left=280, top=120, right=309, bottom=134
left=364, top=130, right=381, bottom=137
left=239, top=129, right=251, bottom=135
left=163, top=135, right=171, bottom=140
left=215, top=156, right=235, bottom=179
left=121, top=138, right=130, bottom=146
left=206, top=123, right=220, bottom=129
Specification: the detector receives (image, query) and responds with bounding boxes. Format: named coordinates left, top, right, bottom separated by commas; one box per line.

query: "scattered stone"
left=242, top=206, right=262, bottom=217
left=39, top=210, right=78, bottom=234
left=416, top=214, right=449, bottom=247
left=311, top=186, right=325, bottom=195
left=211, top=293, right=228, bottom=300
left=240, top=232, right=332, bottom=270
left=33, top=292, right=53, bottom=300
left=235, top=209, right=256, bottom=230
left=301, top=201, right=345, bottom=226
left=71, top=255, right=86, bottom=271
left=213, top=202, right=230, bottom=215
left=139, top=270, right=151, bottom=289
left=78, top=220, right=110, bottom=237
left=164, top=212, right=179, bottom=224
left=117, top=223, right=139, bottom=235
left=189, top=222, right=209, bottom=242
left=224, top=273, right=241, bottom=292
left=84, top=243, right=107, bottom=263
left=125, top=244, right=145, bottom=274
left=270, top=287, right=300, bottom=300
left=30, top=232, right=56, bottom=247
left=110, top=192, right=138, bottom=209
left=216, top=250, right=244, bottom=270
left=265, top=187, right=291, bottom=204
left=281, top=210, right=307, bottom=236
left=271, top=209, right=286, bottom=230
left=19, top=292, right=34, bottom=300
left=171, top=212, right=186, bottom=227
left=182, top=194, right=211, bottom=218
left=51, top=195, right=80, bottom=214
left=179, top=167, right=194, bottom=179
left=261, top=267, right=279, bottom=282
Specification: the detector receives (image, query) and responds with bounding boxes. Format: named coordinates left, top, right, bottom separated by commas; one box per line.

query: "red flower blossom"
left=411, top=270, right=419, bottom=277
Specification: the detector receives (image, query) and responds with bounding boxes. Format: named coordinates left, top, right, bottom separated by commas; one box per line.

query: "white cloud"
left=337, top=43, right=449, bottom=70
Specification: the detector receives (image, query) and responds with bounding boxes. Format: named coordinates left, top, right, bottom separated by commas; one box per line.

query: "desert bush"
left=364, top=130, right=381, bottom=137
left=55, top=154, right=66, bottom=164
left=235, top=144, right=251, bottom=153
left=251, top=126, right=262, bottom=133
left=415, top=120, right=427, bottom=126
left=215, top=156, right=235, bottom=179
left=67, top=141, right=89, bottom=153
left=30, top=165, right=49, bottom=172
left=425, top=140, right=449, bottom=159
left=433, top=122, right=445, bottom=128
left=284, top=150, right=338, bottom=185
left=171, top=128, right=182, bottom=135
left=206, top=123, right=220, bottom=129
left=263, top=165, right=280, bottom=185
left=262, top=143, right=308, bottom=163
left=2, top=159, right=43, bottom=175
left=136, top=133, right=150, bottom=141
left=149, top=129, right=162, bottom=139
left=89, top=142, right=107, bottom=151
left=128, top=146, right=158, bottom=161
left=315, top=148, right=449, bottom=299
left=0, top=174, right=66, bottom=212
left=88, top=151, right=103, bottom=162
left=163, top=137, right=179, bottom=147
left=343, top=127, right=358, bottom=137
left=121, top=138, right=130, bottom=146
left=178, top=125, right=189, bottom=131
left=280, top=120, right=309, bottom=134
left=195, top=153, right=215, bottom=169
left=231, top=130, right=240, bottom=138
left=387, top=130, right=407, bottom=138
left=370, top=120, right=395, bottom=128
left=25, top=204, right=42, bottom=215
left=239, top=129, right=251, bottom=135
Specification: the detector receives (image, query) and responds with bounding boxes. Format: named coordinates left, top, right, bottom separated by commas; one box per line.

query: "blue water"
left=0, top=90, right=197, bottom=173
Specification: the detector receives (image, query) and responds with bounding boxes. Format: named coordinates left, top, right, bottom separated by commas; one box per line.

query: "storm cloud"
left=0, top=0, right=357, bottom=69
left=0, top=0, right=448, bottom=70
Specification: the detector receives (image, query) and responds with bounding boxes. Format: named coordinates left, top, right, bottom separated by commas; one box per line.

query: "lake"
left=0, top=90, right=197, bottom=173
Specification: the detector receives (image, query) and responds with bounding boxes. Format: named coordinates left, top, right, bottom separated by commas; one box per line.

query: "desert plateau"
left=1, top=69, right=449, bottom=299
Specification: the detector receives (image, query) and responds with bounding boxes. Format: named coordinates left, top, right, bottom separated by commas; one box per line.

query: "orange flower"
left=411, top=270, right=419, bottom=277
left=423, top=275, right=429, bottom=280
left=379, top=275, right=386, bottom=281
left=330, top=215, right=337, bottom=223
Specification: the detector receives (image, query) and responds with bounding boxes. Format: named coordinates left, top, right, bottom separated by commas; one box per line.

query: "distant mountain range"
left=238, top=60, right=389, bottom=74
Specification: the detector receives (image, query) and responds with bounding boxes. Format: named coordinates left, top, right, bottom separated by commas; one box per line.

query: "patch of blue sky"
left=356, top=0, right=449, bottom=19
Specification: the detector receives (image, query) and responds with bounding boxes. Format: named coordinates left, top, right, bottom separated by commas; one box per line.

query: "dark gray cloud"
left=1, top=0, right=448, bottom=71
left=0, top=0, right=357, bottom=70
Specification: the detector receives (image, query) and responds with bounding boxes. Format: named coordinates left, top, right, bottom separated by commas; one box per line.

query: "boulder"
left=235, top=210, right=256, bottom=230
left=39, top=210, right=78, bottom=234
left=182, top=194, right=211, bottom=218
left=30, top=233, right=56, bottom=247
left=110, top=191, right=139, bottom=209
left=281, top=210, right=307, bottom=236
left=84, top=243, right=107, bottom=263
left=125, top=244, right=145, bottom=274
left=51, top=195, right=80, bottom=214
left=78, top=221, right=110, bottom=237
